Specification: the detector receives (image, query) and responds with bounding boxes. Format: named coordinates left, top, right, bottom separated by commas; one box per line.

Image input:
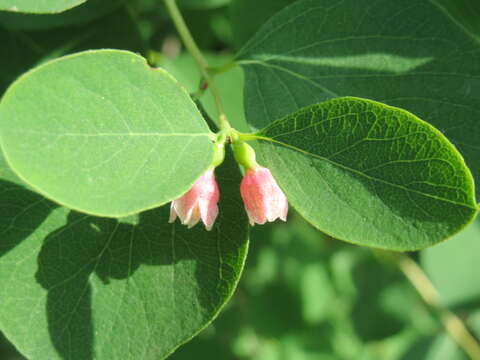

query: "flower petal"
left=168, top=202, right=177, bottom=223
left=199, top=198, right=219, bottom=231
left=186, top=205, right=201, bottom=228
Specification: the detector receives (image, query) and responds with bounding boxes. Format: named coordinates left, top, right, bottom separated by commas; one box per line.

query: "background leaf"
left=229, top=0, right=297, bottom=49
left=0, top=6, right=145, bottom=96
left=0, top=0, right=125, bottom=30
left=433, top=0, right=480, bottom=41
left=253, top=97, right=477, bottom=250
left=0, top=49, right=213, bottom=217
left=237, top=0, right=480, bottom=201
left=0, top=145, right=249, bottom=360
left=0, top=0, right=86, bottom=14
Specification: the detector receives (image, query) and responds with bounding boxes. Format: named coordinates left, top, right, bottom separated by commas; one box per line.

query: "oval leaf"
left=0, top=49, right=214, bottom=217
left=0, top=0, right=86, bottom=13
left=253, top=97, right=477, bottom=250
left=237, top=0, right=480, bottom=202
left=0, top=148, right=249, bottom=360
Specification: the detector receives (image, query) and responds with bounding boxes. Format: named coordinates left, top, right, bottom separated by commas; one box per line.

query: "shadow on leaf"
left=0, top=179, right=57, bottom=259
left=33, top=150, right=248, bottom=360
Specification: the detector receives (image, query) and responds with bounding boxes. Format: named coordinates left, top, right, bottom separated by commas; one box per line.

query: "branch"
left=164, top=0, right=230, bottom=130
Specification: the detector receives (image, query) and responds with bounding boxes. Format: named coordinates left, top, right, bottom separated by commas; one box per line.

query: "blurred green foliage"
left=422, top=219, right=480, bottom=309
left=1, top=0, right=479, bottom=358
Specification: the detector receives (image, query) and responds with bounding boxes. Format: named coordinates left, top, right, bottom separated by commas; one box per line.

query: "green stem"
left=396, top=253, right=480, bottom=360
left=164, top=0, right=230, bottom=130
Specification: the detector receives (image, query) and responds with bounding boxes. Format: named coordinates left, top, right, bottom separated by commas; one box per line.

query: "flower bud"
left=169, top=169, right=220, bottom=231
left=233, top=141, right=258, bottom=171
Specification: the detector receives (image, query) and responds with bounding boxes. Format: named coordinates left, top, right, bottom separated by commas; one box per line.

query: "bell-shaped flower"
left=169, top=168, right=220, bottom=231
left=240, top=166, right=288, bottom=226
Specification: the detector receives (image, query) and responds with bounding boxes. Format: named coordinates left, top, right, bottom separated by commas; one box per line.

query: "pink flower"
left=240, top=166, right=288, bottom=226
left=169, top=169, right=220, bottom=231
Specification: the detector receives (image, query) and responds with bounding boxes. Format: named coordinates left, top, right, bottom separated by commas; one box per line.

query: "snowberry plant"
left=0, top=0, right=478, bottom=359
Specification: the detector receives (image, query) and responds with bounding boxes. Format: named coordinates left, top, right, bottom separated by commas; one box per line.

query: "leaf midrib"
left=255, top=135, right=477, bottom=210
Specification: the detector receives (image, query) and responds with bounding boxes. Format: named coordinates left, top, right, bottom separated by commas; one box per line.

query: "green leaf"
left=0, top=0, right=86, bottom=14
left=0, top=7, right=145, bottom=95
left=229, top=0, right=297, bottom=49
left=0, top=0, right=125, bottom=30
left=0, top=49, right=213, bottom=217
left=237, top=0, right=480, bottom=201
left=0, top=331, right=21, bottom=360
left=252, top=97, right=477, bottom=250
left=434, top=0, right=480, bottom=41
left=421, top=217, right=480, bottom=308
left=0, top=146, right=249, bottom=360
